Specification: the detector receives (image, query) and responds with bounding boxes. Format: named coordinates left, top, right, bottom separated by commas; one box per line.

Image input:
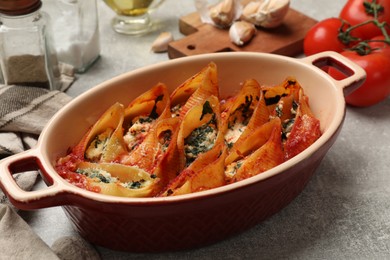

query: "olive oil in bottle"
left=103, top=0, right=154, bottom=16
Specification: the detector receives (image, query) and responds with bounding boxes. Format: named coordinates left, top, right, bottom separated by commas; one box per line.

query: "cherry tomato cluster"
left=304, top=0, right=390, bottom=107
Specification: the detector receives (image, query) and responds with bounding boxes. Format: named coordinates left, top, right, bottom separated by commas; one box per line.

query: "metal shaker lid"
left=0, top=0, right=42, bottom=16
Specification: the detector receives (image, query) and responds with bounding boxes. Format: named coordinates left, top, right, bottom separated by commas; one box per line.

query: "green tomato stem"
left=338, top=0, right=390, bottom=55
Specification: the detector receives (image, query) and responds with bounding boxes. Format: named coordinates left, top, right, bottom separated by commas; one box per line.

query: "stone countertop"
left=25, top=0, right=390, bottom=259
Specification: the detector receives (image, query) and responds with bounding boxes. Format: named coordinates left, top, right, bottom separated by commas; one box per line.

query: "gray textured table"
left=25, top=0, right=390, bottom=259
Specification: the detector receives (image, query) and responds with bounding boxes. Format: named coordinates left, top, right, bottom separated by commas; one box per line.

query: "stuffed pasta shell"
left=159, top=95, right=226, bottom=196
left=225, top=117, right=284, bottom=183
left=120, top=117, right=181, bottom=193
left=170, top=62, right=218, bottom=119
left=221, top=79, right=270, bottom=165
left=262, top=78, right=321, bottom=160
left=72, top=162, right=160, bottom=197
left=123, top=83, right=171, bottom=152
left=283, top=89, right=321, bottom=160
left=71, top=102, right=127, bottom=163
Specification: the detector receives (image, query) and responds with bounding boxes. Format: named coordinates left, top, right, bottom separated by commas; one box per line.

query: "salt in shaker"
left=44, top=0, right=100, bottom=73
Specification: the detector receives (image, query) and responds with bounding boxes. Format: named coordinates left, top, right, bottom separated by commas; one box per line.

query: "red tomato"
left=304, top=18, right=348, bottom=56
left=329, top=48, right=390, bottom=107
left=340, top=0, right=390, bottom=40
left=303, top=17, right=362, bottom=56
left=369, top=35, right=390, bottom=55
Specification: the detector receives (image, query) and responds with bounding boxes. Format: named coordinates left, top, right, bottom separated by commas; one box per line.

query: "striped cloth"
left=0, top=86, right=72, bottom=209
left=0, top=85, right=72, bottom=157
left=0, top=62, right=74, bottom=157
left=0, top=65, right=101, bottom=259
left=0, top=63, right=74, bottom=206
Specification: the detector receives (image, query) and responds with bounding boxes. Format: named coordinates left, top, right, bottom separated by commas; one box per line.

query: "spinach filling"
left=225, top=95, right=255, bottom=148
left=76, top=168, right=117, bottom=184
left=184, top=114, right=217, bottom=166
left=281, top=100, right=298, bottom=140
left=184, top=123, right=217, bottom=166
left=76, top=168, right=151, bottom=190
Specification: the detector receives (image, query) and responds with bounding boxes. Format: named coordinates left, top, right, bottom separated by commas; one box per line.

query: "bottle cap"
left=0, top=0, right=42, bottom=16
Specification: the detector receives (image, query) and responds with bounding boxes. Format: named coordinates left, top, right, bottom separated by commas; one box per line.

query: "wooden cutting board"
left=167, top=8, right=318, bottom=59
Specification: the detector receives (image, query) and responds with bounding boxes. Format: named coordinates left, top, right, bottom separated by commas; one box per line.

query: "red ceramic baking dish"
left=0, top=52, right=365, bottom=252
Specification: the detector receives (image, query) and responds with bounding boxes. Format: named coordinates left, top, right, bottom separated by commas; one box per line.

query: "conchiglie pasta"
left=159, top=143, right=227, bottom=197
left=120, top=117, right=181, bottom=191
left=71, top=102, right=127, bottom=163
left=225, top=117, right=284, bottom=183
left=123, top=83, right=171, bottom=153
left=76, top=162, right=159, bottom=197
left=222, top=79, right=270, bottom=165
left=160, top=96, right=226, bottom=196
left=56, top=63, right=322, bottom=198
left=177, top=95, right=224, bottom=168
left=170, top=62, right=218, bottom=119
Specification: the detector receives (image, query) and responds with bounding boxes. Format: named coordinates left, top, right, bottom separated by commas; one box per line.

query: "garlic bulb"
left=229, top=21, right=256, bottom=46
left=242, top=0, right=290, bottom=28
left=151, top=32, right=174, bottom=53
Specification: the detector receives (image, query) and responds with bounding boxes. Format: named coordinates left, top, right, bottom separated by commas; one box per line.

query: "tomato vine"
left=338, top=0, right=390, bottom=55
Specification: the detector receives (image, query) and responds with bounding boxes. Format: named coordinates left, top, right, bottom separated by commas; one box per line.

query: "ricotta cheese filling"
left=158, top=130, right=172, bottom=153
left=225, top=160, right=243, bottom=178
left=184, top=122, right=217, bottom=166
left=271, top=99, right=298, bottom=139
left=224, top=99, right=254, bottom=148
left=85, top=128, right=113, bottom=162
left=124, top=116, right=154, bottom=151
left=76, top=167, right=118, bottom=184
left=225, top=121, right=246, bottom=148
left=170, top=104, right=181, bottom=118
left=76, top=167, right=153, bottom=190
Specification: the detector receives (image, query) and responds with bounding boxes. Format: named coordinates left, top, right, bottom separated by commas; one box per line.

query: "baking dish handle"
left=0, top=149, right=67, bottom=210
left=301, top=51, right=366, bottom=96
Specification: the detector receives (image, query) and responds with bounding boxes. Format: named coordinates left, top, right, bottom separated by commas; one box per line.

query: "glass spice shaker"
left=0, top=0, right=61, bottom=90
left=43, top=0, right=100, bottom=73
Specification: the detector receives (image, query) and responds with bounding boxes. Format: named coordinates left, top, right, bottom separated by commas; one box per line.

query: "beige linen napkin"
left=0, top=84, right=72, bottom=209
left=0, top=62, right=74, bottom=157
left=0, top=205, right=60, bottom=260
left=0, top=66, right=101, bottom=259
left=0, top=63, right=74, bottom=203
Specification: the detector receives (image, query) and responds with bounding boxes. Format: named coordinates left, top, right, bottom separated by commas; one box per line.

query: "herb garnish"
left=200, top=101, right=213, bottom=120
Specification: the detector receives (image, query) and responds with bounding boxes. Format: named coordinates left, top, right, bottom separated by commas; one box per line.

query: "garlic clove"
left=242, top=0, right=290, bottom=28
left=209, top=0, right=235, bottom=28
left=242, top=1, right=262, bottom=19
left=151, top=32, right=174, bottom=53
left=229, top=21, right=256, bottom=46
